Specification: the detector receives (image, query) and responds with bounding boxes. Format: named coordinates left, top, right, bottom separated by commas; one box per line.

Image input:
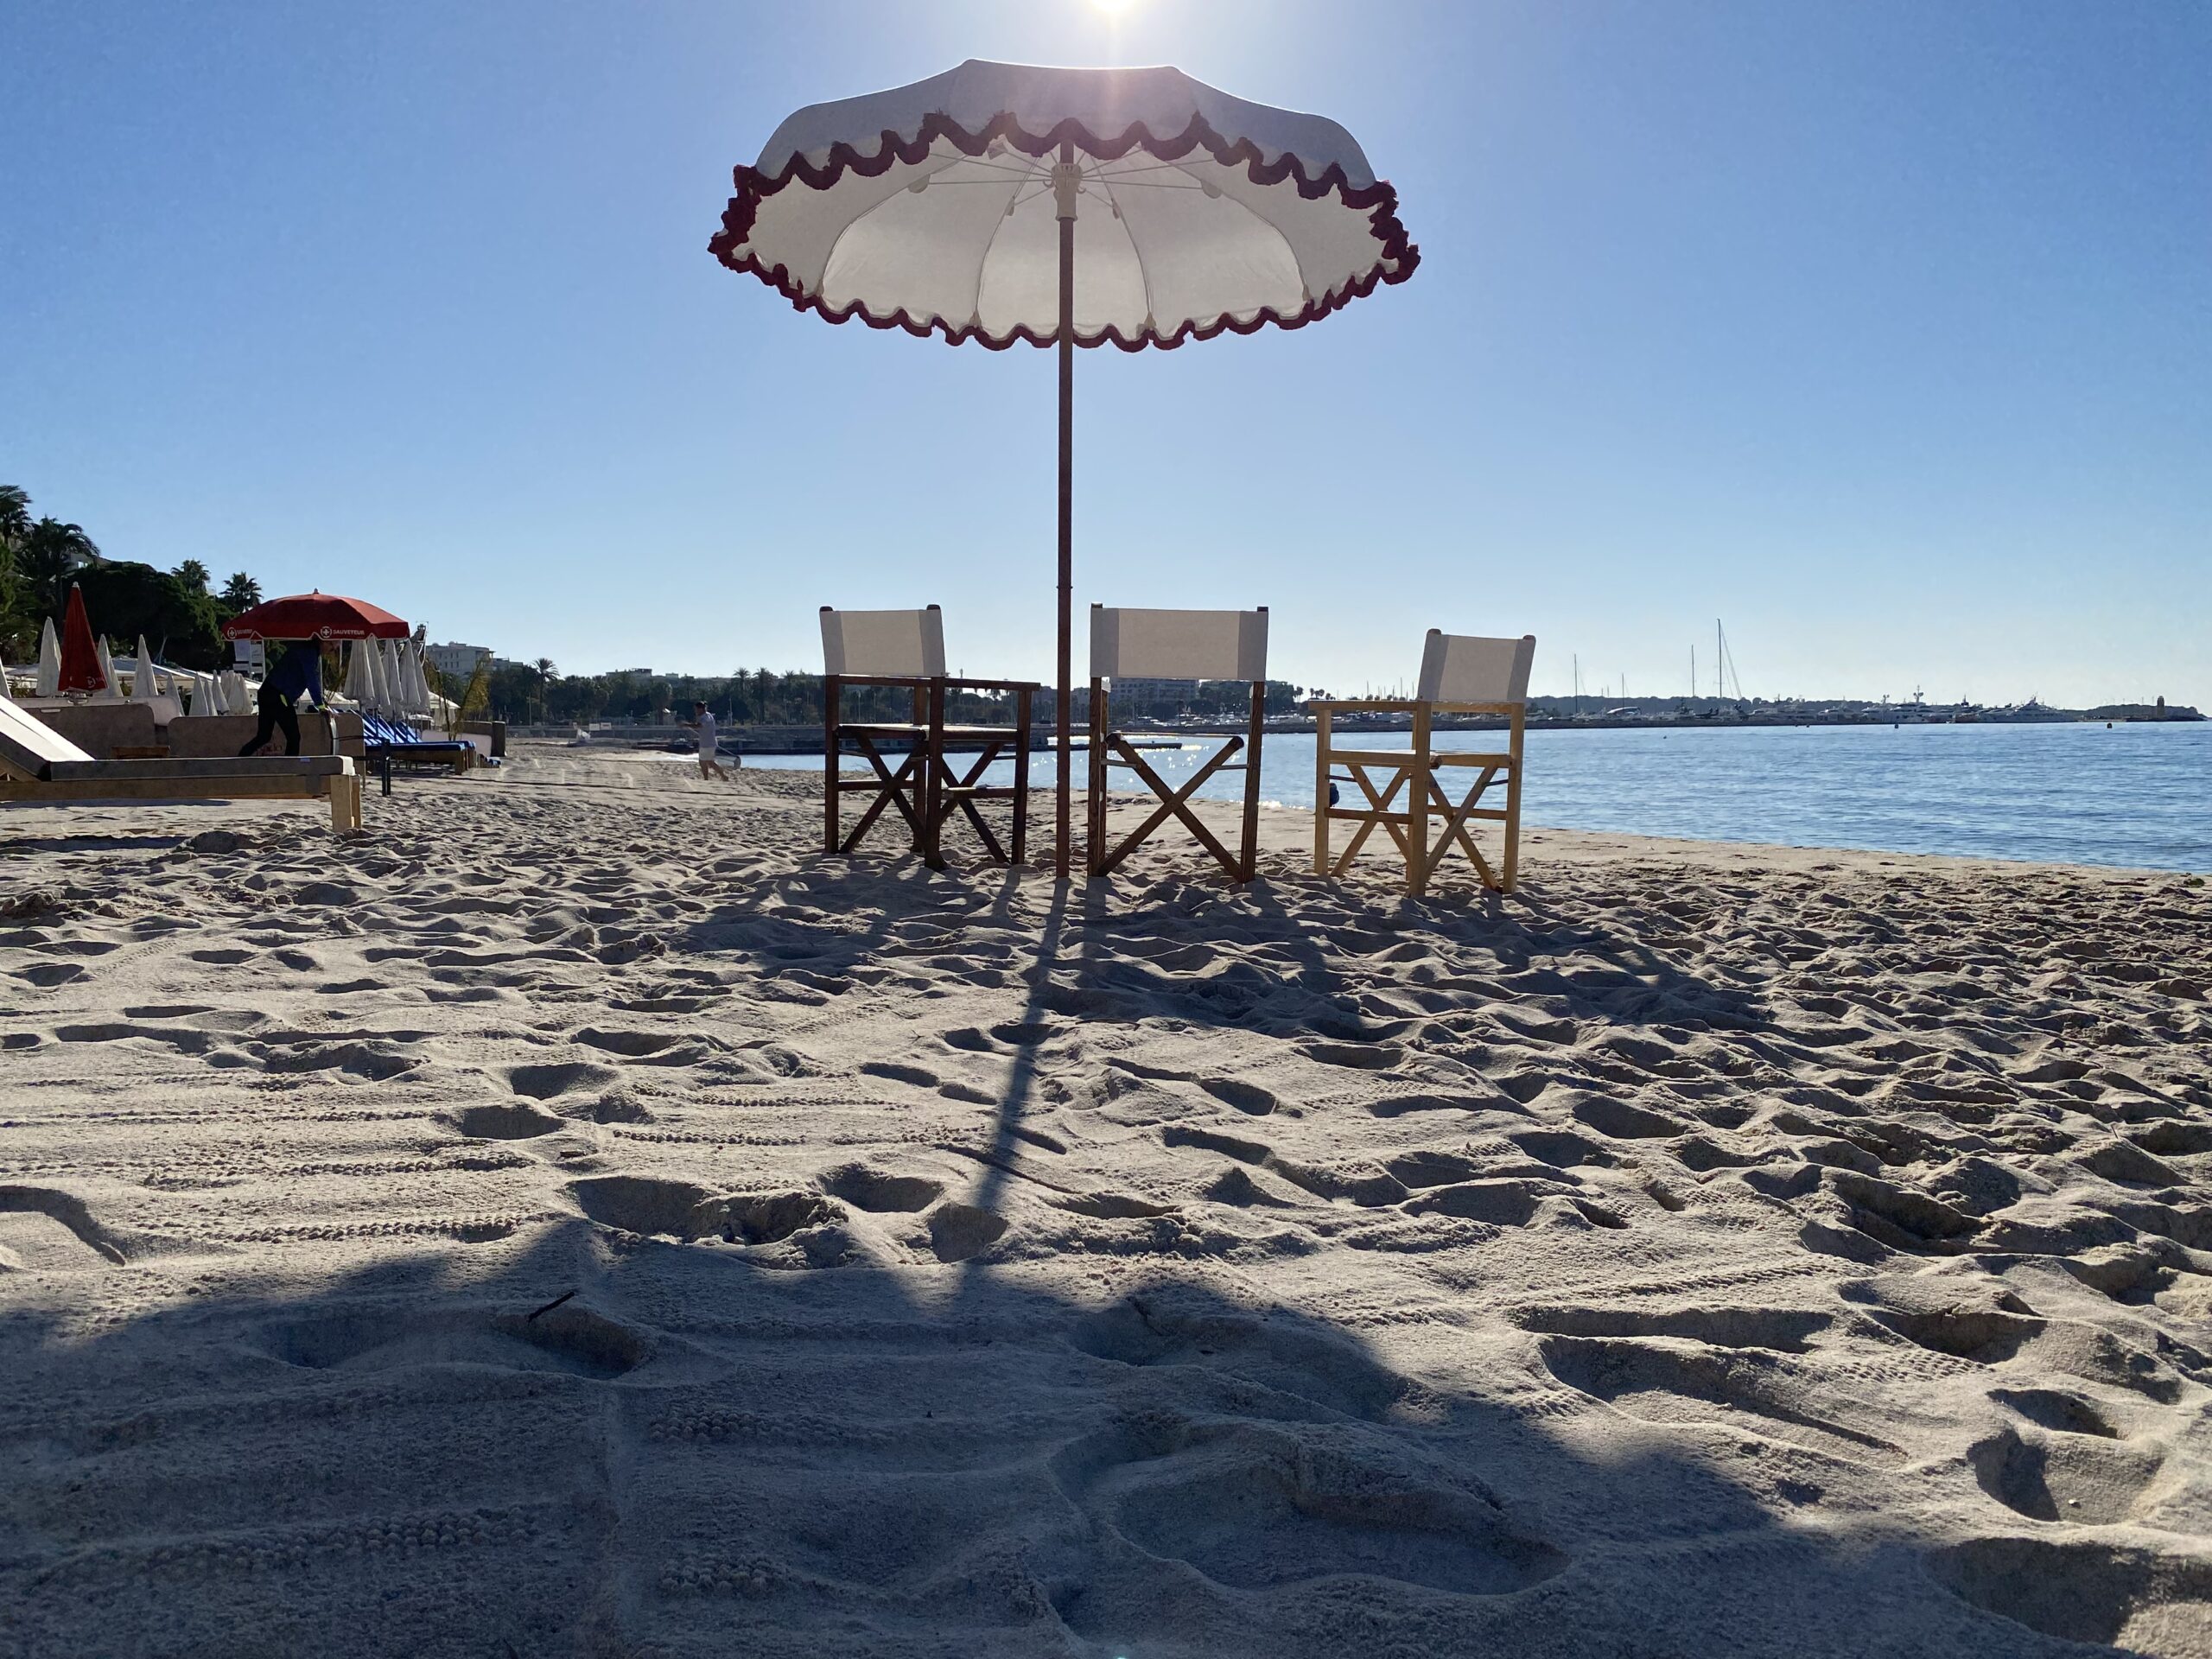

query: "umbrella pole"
left=1053, top=141, right=1077, bottom=880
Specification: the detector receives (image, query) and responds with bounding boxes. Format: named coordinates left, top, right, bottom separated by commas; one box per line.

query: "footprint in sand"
left=12, top=962, right=86, bottom=988
left=442, top=1103, right=563, bottom=1141
left=1537, top=1335, right=1902, bottom=1465
left=1513, top=1304, right=1833, bottom=1353
left=1052, top=1419, right=1563, bottom=1599
left=569, top=1175, right=837, bottom=1247
left=925, top=1201, right=1007, bottom=1262
left=1967, top=1423, right=2166, bottom=1524
left=1066, top=1291, right=1407, bottom=1421
left=0, top=1185, right=128, bottom=1266
left=1198, top=1077, right=1276, bottom=1116
left=262, top=1301, right=647, bottom=1380
left=860, top=1061, right=939, bottom=1089
left=505, top=1060, right=621, bottom=1100
left=1931, top=1535, right=2212, bottom=1654
left=816, top=1164, right=944, bottom=1213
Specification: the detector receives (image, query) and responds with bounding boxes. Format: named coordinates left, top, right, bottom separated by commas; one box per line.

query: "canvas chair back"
left=1090, top=607, right=1268, bottom=683
left=0, top=696, right=98, bottom=780
left=1416, top=632, right=1536, bottom=705
left=821, top=606, right=947, bottom=679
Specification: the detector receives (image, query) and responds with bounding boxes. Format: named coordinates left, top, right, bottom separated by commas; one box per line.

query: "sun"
left=1089, top=0, right=1141, bottom=14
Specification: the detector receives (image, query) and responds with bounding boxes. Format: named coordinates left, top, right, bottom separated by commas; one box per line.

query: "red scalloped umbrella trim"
left=221, top=593, right=411, bottom=642
left=56, top=585, right=105, bottom=694
left=709, top=110, right=1419, bottom=351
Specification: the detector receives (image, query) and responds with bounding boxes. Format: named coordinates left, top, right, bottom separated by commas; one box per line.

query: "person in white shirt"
left=684, top=701, right=729, bottom=781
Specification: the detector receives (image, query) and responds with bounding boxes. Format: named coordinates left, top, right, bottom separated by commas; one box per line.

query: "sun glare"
left=1090, top=0, right=1140, bottom=15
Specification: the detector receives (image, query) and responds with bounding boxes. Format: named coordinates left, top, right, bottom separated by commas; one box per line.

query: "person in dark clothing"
left=238, top=642, right=326, bottom=756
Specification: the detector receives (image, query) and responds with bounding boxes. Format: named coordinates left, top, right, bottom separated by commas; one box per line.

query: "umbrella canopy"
left=344, top=641, right=373, bottom=705
left=714, top=60, right=1416, bottom=346
left=57, top=587, right=105, bottom=695
left=132, top=636, right=158, bottom=700
left=36, top=620, right=60, bottom=697
left=401, top=640, right=432, bottom=716
left=222, top=592, right=410, bottom=643
left=714, top=61, right=1415, bottom=874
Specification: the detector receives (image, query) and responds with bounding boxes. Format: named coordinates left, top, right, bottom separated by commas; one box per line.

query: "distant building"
left=426, top=642, right=493, bottom=680
left=1110, top=677, right=1201, bottom=715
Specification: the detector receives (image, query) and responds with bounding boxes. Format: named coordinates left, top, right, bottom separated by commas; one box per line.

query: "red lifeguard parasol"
left=221, top=592, right=410, bottom=642
left=56, top=585, right=106, bottom=695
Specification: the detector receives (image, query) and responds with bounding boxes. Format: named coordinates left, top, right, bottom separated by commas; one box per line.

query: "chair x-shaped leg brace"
left=1096, top=735, right=1244, bottom=878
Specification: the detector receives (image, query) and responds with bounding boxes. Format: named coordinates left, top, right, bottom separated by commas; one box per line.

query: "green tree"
left=219, top=572, right=262, bottom=613
left=174, top=559, right=211, bottom=594
left=75, top=561, right=226, bottom=669
left=16, top=518, right=103, bottom=621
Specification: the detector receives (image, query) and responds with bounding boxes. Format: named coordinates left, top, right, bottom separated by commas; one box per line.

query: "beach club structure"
left=713, top=60, right=1418, bottom=878
left=0, top=584, right=489, bottom=831
left=0, top=588, right=364, bottom=831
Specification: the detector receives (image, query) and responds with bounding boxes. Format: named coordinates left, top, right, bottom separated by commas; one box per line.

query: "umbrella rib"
left=957, top=171, right=1033, bottom=337
left=1093, top=176, right=1158, bottom=332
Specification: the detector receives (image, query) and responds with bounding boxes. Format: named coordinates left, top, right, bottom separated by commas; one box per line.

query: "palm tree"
left=531, top=657, right=557, bottom=723
left=175, top=559, right=211, bottom=593
left=219, top=572, right=262, bottom=612
left=16, top=518, right=102, bottom=620
left=0, top=486, right=29, bottom=552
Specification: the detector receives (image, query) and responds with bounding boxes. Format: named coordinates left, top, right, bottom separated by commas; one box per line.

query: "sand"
left=2, top=741, right=2209, bottom=1658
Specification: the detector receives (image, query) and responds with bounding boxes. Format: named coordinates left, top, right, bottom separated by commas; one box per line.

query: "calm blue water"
left=739, top=721, right=2212, bottom=873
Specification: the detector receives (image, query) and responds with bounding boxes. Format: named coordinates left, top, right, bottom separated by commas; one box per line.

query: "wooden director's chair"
left=1085, top=605, right=1268, bottom=882
left=1312, top=630, right=1535, bottom=894
left=820, top=605, right=1037, bottom=869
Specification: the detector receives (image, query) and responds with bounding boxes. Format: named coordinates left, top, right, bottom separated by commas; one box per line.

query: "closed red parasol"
left=56, top=585, right=106, bottom=694
left=221, top=592, right=410, bottom=642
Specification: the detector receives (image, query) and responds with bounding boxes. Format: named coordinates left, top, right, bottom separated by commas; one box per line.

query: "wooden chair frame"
left=1085, top=677, right=1264, bottom=882
left=1312, top=699, right=1526, bottom=894
left=823, top=673, right=1036, bottom=869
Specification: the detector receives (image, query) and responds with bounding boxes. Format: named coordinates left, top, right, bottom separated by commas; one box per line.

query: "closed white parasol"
left=713, top=60, right=1416, bottom=875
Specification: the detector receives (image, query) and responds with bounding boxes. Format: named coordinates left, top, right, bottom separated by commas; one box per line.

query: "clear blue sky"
left=4, top=1, right=2206, bottom=707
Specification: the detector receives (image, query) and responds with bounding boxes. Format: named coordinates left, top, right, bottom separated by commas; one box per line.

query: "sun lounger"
left=0, top=697, right=363, bottom=834
left=359, top=713, right=475, bottom=779
left=1086, top=605, right=1268, bottom=883
left=1311, top=631, right=1535, bottom=894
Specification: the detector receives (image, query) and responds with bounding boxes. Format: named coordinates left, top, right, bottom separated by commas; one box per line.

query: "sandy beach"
left=3, top=741, right=2209, bottom=1657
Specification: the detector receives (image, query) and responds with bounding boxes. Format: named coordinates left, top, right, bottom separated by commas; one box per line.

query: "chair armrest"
left=1306, top=699, right=1421, bottom=715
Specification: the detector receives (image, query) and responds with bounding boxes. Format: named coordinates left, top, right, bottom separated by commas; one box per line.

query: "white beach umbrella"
left=364, top=641, right=387, bottom=710
left=343, top=641, right=371, bottom=704
left=133, top=636, right=158, bottom=700
left=712, top=60, right=1418, bottom=875
left=36, top=620, right=61, bottom=697
left=94, top=639, right=123, bottom=702
left=410, top=642, right=435, bottom=716
left=372, top=639, right=397, bottom=713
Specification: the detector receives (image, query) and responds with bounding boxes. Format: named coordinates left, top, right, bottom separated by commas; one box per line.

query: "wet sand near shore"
left=3, top=741, right=2209, bottom=1657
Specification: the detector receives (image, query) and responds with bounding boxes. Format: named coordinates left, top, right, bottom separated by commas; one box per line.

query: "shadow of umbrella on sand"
left=709, top=59, right=1420, bottom=878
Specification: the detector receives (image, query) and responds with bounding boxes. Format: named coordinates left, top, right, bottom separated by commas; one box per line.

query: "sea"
left=737, top=720, right=2212, bottom=874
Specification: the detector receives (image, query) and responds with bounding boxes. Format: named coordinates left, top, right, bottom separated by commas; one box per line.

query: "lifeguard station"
left=1312, top=631, right=1535, bottom=894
